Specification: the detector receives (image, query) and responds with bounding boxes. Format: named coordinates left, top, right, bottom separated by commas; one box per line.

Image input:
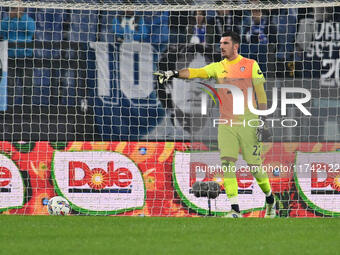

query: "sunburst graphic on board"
left=88, top=169, right=109, bottom=190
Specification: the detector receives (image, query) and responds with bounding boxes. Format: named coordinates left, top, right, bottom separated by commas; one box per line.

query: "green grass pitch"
left=1, top=215, right=339, bottom=255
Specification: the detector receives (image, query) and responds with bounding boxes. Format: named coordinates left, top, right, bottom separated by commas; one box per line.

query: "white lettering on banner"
left=314, top=22, right=340, bottom=41
left=93, top=42, right=111, bottom=98
left=307, top=22, right=340, bottom=87
left=173, top=151, right=265, bottom=214
left=119, top=42, right=154, bottom=101
left=53, top=151, right=145, bottom=214
left=295, top=152, right=340, bottom=215
left=321, top=59, right=340, bottom=87
left=90, top=41, right=156, bottom=107
left=90, top=41, right=119, bottom=106
left=0, top=154, right=24, bottom=210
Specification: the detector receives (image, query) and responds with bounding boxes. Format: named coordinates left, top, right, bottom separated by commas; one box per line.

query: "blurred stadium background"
left=0, top=0, right=339, bottom=219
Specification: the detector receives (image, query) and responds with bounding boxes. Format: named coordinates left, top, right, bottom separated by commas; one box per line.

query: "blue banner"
left=87, top=41, right=165, bottom=140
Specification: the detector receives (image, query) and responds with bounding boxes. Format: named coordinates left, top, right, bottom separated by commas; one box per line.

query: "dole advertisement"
left=52, top=151, right=145, bottom=214
left=295, top=151, right=340, bottom=216
left=0, top=154, right=24, bottom=211
left=0, top=141, right=339, bottom=217
left=173, top=151, right=265, bottom=215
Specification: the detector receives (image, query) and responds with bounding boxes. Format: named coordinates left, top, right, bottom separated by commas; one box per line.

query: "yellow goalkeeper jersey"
left=202, top=55, right=266, bottom=121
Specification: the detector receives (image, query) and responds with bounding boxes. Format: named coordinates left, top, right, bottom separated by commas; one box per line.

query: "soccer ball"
left=47, top=196, right=71, bottom=216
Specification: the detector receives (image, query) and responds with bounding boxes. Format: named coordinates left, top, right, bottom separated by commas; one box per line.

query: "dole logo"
left=52, top=151, right=145, bottom=213
left=0, top=154, right=24, bottom=209
left=295, top=152, right=340, bottom=215
left=0, top=166, right=12, bottom=192
left=311, top=162, right=340, bottom=193
left=69, top=161, right=132, bottom=192
left=173, top=151, right=266, bottom=214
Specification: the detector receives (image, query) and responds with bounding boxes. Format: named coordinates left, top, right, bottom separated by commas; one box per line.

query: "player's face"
left=220, top=36, right=238, bottom=60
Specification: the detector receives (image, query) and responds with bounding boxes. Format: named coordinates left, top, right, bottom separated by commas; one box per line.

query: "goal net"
left=0, top=0, right=339, bottom=217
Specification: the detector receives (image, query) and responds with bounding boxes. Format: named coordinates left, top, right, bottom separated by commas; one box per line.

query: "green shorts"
left=218, top=123, right=262, bottom=165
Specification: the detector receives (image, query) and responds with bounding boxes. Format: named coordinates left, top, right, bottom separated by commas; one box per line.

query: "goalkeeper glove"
left=153, top=70, right=179, bottom=85
left=256, top=117, right=273, bottom=142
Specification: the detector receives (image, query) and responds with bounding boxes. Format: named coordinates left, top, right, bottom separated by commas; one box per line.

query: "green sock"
left=222, top=160, right=238, bottom=200
left=251, top=165, right=271, bottom=194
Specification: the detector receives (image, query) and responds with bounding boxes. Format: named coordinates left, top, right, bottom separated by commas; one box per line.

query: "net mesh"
left=1, top=0, right=340, bottom=10
left=0, top=0, right=339, bottom=217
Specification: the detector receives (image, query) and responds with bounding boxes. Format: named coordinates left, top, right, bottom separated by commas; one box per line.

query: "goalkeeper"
left=154, top=31, right=275, bottom=218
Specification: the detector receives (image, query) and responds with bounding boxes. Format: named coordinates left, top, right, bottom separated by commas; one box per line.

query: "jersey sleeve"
left=202, top=62, right=220, bottom=79
left=252, top=61, right=267, bottom=105
left=252, top=61, right=266, bottom=86
left=188, top=68, right=209, bottom=79
left=188, top=62, right=220, bottom=79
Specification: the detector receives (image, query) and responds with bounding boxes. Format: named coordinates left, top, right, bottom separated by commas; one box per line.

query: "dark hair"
left=221, top=31, right=240, bottom=44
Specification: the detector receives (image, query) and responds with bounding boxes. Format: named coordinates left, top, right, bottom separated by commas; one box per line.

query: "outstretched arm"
left=177, top=69, right=190, bottom=79
left=183, top=68, right=209, bottom=79
left=154, top=68, right=209, bottom=84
